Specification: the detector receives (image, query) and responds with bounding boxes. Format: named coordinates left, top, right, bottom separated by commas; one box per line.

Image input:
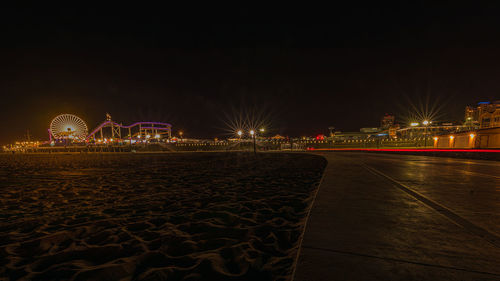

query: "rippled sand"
left=0, top=152, right=326, bottom=281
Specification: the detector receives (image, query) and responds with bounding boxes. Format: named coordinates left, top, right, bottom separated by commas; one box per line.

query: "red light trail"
left=308, top=148, right=500, bottom=153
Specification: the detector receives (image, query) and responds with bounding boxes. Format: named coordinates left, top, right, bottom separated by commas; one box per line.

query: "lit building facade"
left=380, top=114, right=395, bottom=130
left=465, top=101, right=500, bottom=129
left=478, top=101, right=500, bottom=128
left=398, top=122, right=466, bottom=139
left=434, top=100, right=500, bottom=148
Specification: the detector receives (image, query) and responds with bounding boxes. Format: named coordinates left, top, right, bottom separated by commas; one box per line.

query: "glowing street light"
left=469, top=133, right=476, bottom=148
left=259, top=128, right=265, bottom=133
left=423, top=120, right=430, bottom=147
left=155, top=134, right=160, bottom=139
left=410, top=122, right=419, bottom=127
left=146, top=134, right=151, bottom=139
left=237, top=130, right=243, bottom=137
left=249, top=130, right=256, bottom=155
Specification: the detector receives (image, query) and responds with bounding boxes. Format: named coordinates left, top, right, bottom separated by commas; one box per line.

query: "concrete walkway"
left=294, top=152, right=500, bottom=281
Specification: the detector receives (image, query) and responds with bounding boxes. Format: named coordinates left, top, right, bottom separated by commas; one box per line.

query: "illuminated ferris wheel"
left=49, top=114, right=88, bottom=140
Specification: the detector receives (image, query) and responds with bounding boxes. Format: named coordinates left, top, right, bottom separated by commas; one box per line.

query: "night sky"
left=2, top=5, right=500, bottom=144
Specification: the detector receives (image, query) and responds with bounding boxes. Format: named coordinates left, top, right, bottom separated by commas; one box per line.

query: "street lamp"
left=250, top=130, right=256, bottom=155
left=237, top=130, right=243, bottom=138
left=423, top=120, right=429, bottom=147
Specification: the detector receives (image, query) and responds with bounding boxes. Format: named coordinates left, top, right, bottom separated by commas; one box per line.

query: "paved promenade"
left=294, top=152, right=500, bottom=281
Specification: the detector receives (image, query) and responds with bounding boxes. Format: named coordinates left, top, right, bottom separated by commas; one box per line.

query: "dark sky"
left=2, top=5, right=500, bottom=144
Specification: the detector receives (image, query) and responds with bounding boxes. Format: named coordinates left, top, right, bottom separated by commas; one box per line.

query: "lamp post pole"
left=253, top=134, right=256, bottom=155
left=424, top=127, right=427, bottom=147
left=250, top=130, right=256, bottom=155
left=423, top=120, right=429, bottom=148
left=237, top=130, right=243, bottom=151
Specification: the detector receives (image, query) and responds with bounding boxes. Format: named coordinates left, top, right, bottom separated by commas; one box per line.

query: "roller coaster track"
left=86, top=121, right=172, bottom=140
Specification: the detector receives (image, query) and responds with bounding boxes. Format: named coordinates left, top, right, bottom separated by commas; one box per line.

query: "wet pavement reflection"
left=295, top=152, right=500, bottom=281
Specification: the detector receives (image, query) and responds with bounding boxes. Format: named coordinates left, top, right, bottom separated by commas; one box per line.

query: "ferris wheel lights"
left=50, top=114, right=88, bottom=140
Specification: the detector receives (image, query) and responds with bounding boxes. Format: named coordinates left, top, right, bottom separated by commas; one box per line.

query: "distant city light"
left=449, top=135, right=454, bottom=140
left=250, top=130, right=255, bottom=136
left=422, top=120, right=429, bottom=126
left=470, top=133, right=475, bottom=138
left=433, top=137, right=438, bottom=141
left=259, top=128, right=265, bottom=132
left=410, top=122, right=419, bottom=127
left=155, top=134, right=160, bottom=139
left=237, top=130, right=243, bottom=137
left=146, top=135, right=151, bottom=139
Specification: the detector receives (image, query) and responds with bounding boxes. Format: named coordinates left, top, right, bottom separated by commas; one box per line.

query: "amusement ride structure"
left=48, top=113, right=172, bottom=144
left=86, top=114, right=172, bottom=143
left=49, top=114, right=88, bottom=141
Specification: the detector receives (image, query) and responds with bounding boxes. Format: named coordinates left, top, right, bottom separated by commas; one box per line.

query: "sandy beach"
left=0, top=152, right=326, bottom=281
